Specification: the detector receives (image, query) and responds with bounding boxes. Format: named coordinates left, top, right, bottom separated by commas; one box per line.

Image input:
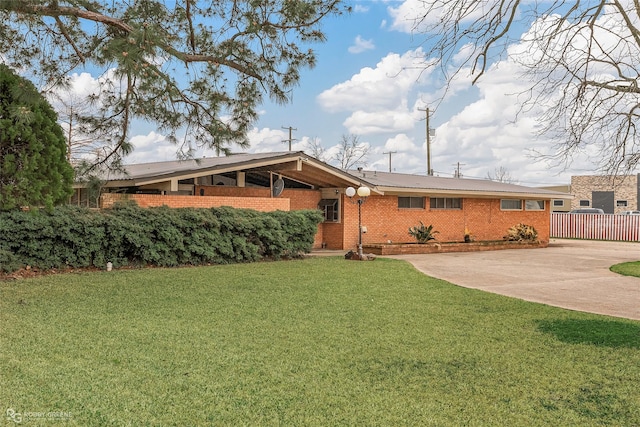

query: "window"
left=525, top=200, right=545, bottom=211
left=553, top=200, right=564, bottom=207
left=617, top=200, right=628, bottom=207
left=318, top=199, right=339, bottom=222
left=500, top=199, right=522, bottom=210
left=430, top=197, right=462, bottom=209
left=398, top=196, right=425, bottom=209
left=579, top=200, right=590, bottom=207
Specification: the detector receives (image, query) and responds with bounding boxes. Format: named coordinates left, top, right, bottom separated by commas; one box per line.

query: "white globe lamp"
left=345, top=186, right=356, bottom=197
left=357, top=186, right=370, bottom=197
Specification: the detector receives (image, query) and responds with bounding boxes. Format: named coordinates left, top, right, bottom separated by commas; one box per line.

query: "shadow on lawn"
left=537, top=319, right=640, bottom=349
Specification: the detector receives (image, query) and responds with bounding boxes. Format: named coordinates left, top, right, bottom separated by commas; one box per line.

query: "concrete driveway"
left=389, top=239, right=640, bottom=321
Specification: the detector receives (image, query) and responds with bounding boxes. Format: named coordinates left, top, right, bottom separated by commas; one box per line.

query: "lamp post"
left=345, top=185, right=370, bottom=259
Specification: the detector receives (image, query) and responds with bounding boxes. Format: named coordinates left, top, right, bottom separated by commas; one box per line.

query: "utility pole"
left=453, top=162, right=465, bottom=178
left=418, top=107, right=435, bottom=175
left=281, top=126, right=297, bottom=151
left=383, top=151, right=397, bottom=172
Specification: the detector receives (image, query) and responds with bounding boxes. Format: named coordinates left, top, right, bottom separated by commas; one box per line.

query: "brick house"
left=570, top=174, right=640, bottom=213
left=73, top=151, right=570, bottom=250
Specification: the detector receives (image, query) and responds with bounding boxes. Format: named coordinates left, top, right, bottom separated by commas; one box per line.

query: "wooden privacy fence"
left=551, top=213, right=640, bottom=241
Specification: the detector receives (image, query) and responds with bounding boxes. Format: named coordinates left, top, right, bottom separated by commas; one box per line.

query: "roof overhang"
left=75, top=151, right=568, bottom=200
left=375, top=186, right=573, bottom=200
left=76, top=152, right=381, bottom=192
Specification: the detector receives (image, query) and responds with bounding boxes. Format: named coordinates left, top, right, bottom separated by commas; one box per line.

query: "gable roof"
left=82, top=150, right=571, bottom=199
left=92, top=151, right=366, bottom=189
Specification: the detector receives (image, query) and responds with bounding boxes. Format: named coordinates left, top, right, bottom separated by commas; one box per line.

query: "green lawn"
left=611, top=261, right=640, bottom=278
left=2, top=257, right=639, bottom=426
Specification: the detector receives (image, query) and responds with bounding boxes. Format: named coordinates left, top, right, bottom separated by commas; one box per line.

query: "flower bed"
left=363, top=240, right=548, bottom=255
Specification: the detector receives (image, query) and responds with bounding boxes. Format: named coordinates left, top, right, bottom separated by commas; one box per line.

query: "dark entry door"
left=592, top=191, right=614, bottom=213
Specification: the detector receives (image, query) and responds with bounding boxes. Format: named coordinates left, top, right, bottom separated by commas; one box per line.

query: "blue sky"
left=62, top=1, right=608, bottom=186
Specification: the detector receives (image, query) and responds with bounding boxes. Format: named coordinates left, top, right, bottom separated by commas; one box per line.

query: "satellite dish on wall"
left=272, top=178, right=285, bottom=197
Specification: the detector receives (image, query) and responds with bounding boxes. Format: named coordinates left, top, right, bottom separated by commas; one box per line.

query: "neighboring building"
left=73, top=151, right=571, bottom=250
left=570, top=174, right=640, bottom=213
left=539, top=185, right=572, bottom=213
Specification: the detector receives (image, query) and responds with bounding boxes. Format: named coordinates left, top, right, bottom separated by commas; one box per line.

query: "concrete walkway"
left=387, top=239, right=640, bottom=321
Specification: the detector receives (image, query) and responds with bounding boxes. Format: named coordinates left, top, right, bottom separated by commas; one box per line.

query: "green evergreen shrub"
left=0, top=64, right=73, bottom=211
left=0, top=204, right=323, bottom=273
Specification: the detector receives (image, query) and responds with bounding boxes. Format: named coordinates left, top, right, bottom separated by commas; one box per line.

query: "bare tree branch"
left=334, top=134, right=369, bottom=171
left=413, top=0, right=640, bottom=175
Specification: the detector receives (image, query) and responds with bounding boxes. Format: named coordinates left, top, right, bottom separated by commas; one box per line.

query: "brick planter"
left=363, top=240, right=548, bottom=255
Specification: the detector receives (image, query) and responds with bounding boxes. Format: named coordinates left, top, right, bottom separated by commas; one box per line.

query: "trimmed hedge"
left=0, top=203, right=323, bottom=273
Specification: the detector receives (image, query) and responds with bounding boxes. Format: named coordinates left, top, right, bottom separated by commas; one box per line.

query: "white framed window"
left=500, top=199, right=522, bottom=210
left=553, top=200, right=564, bottom=207
left=525, top=200, right=545, bottom=211
left=398, top=196, right=425, bottom=209
left=430, top=197, right=462, bottom=209
left=318, top=199, right=339, bottom=222
left=579, top=200, right=590, bottom=207
left=617, top=200, right=628, bottom=207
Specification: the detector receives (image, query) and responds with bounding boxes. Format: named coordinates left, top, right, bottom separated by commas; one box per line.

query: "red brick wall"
left=320, top=222, right=344, bottom=249
left=195, top=186, right=322, bottom=210
left=196, top=186, right=269, bottom=198
left=101, top=193, right=290, bottom=212
left=342, top=196, right=550, bottom=250
left=101, top=191, right=550, bottom=251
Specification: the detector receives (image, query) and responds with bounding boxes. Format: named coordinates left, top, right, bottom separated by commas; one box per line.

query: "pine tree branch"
left=54, top=16, right=86, bottom=63
left=6, top=2, right=262, bottom=79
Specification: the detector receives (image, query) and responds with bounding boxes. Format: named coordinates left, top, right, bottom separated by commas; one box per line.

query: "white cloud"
left=245, top=127, right=308, bottom=153
left=371, top=134, right=426, bottom=173
left=348, top=35, right=375, bottom=54
left=383, top=133, right=417, bottom=152
left=389, top=1, right=509, bottom=34
left=47, top=71, right=104, bottom=112
left=317, top=48, right=435, bottom=135
left=125, top=131, right=176, bottom=163
left=387, top=0, right=428, bottom=33
left=67, top=72, right=102, bottom=97
left=354, top=4, right=369, bottom=13
left=343, top=108, right=416, bottom=134
left=318, top=48, right=430, bottom=113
